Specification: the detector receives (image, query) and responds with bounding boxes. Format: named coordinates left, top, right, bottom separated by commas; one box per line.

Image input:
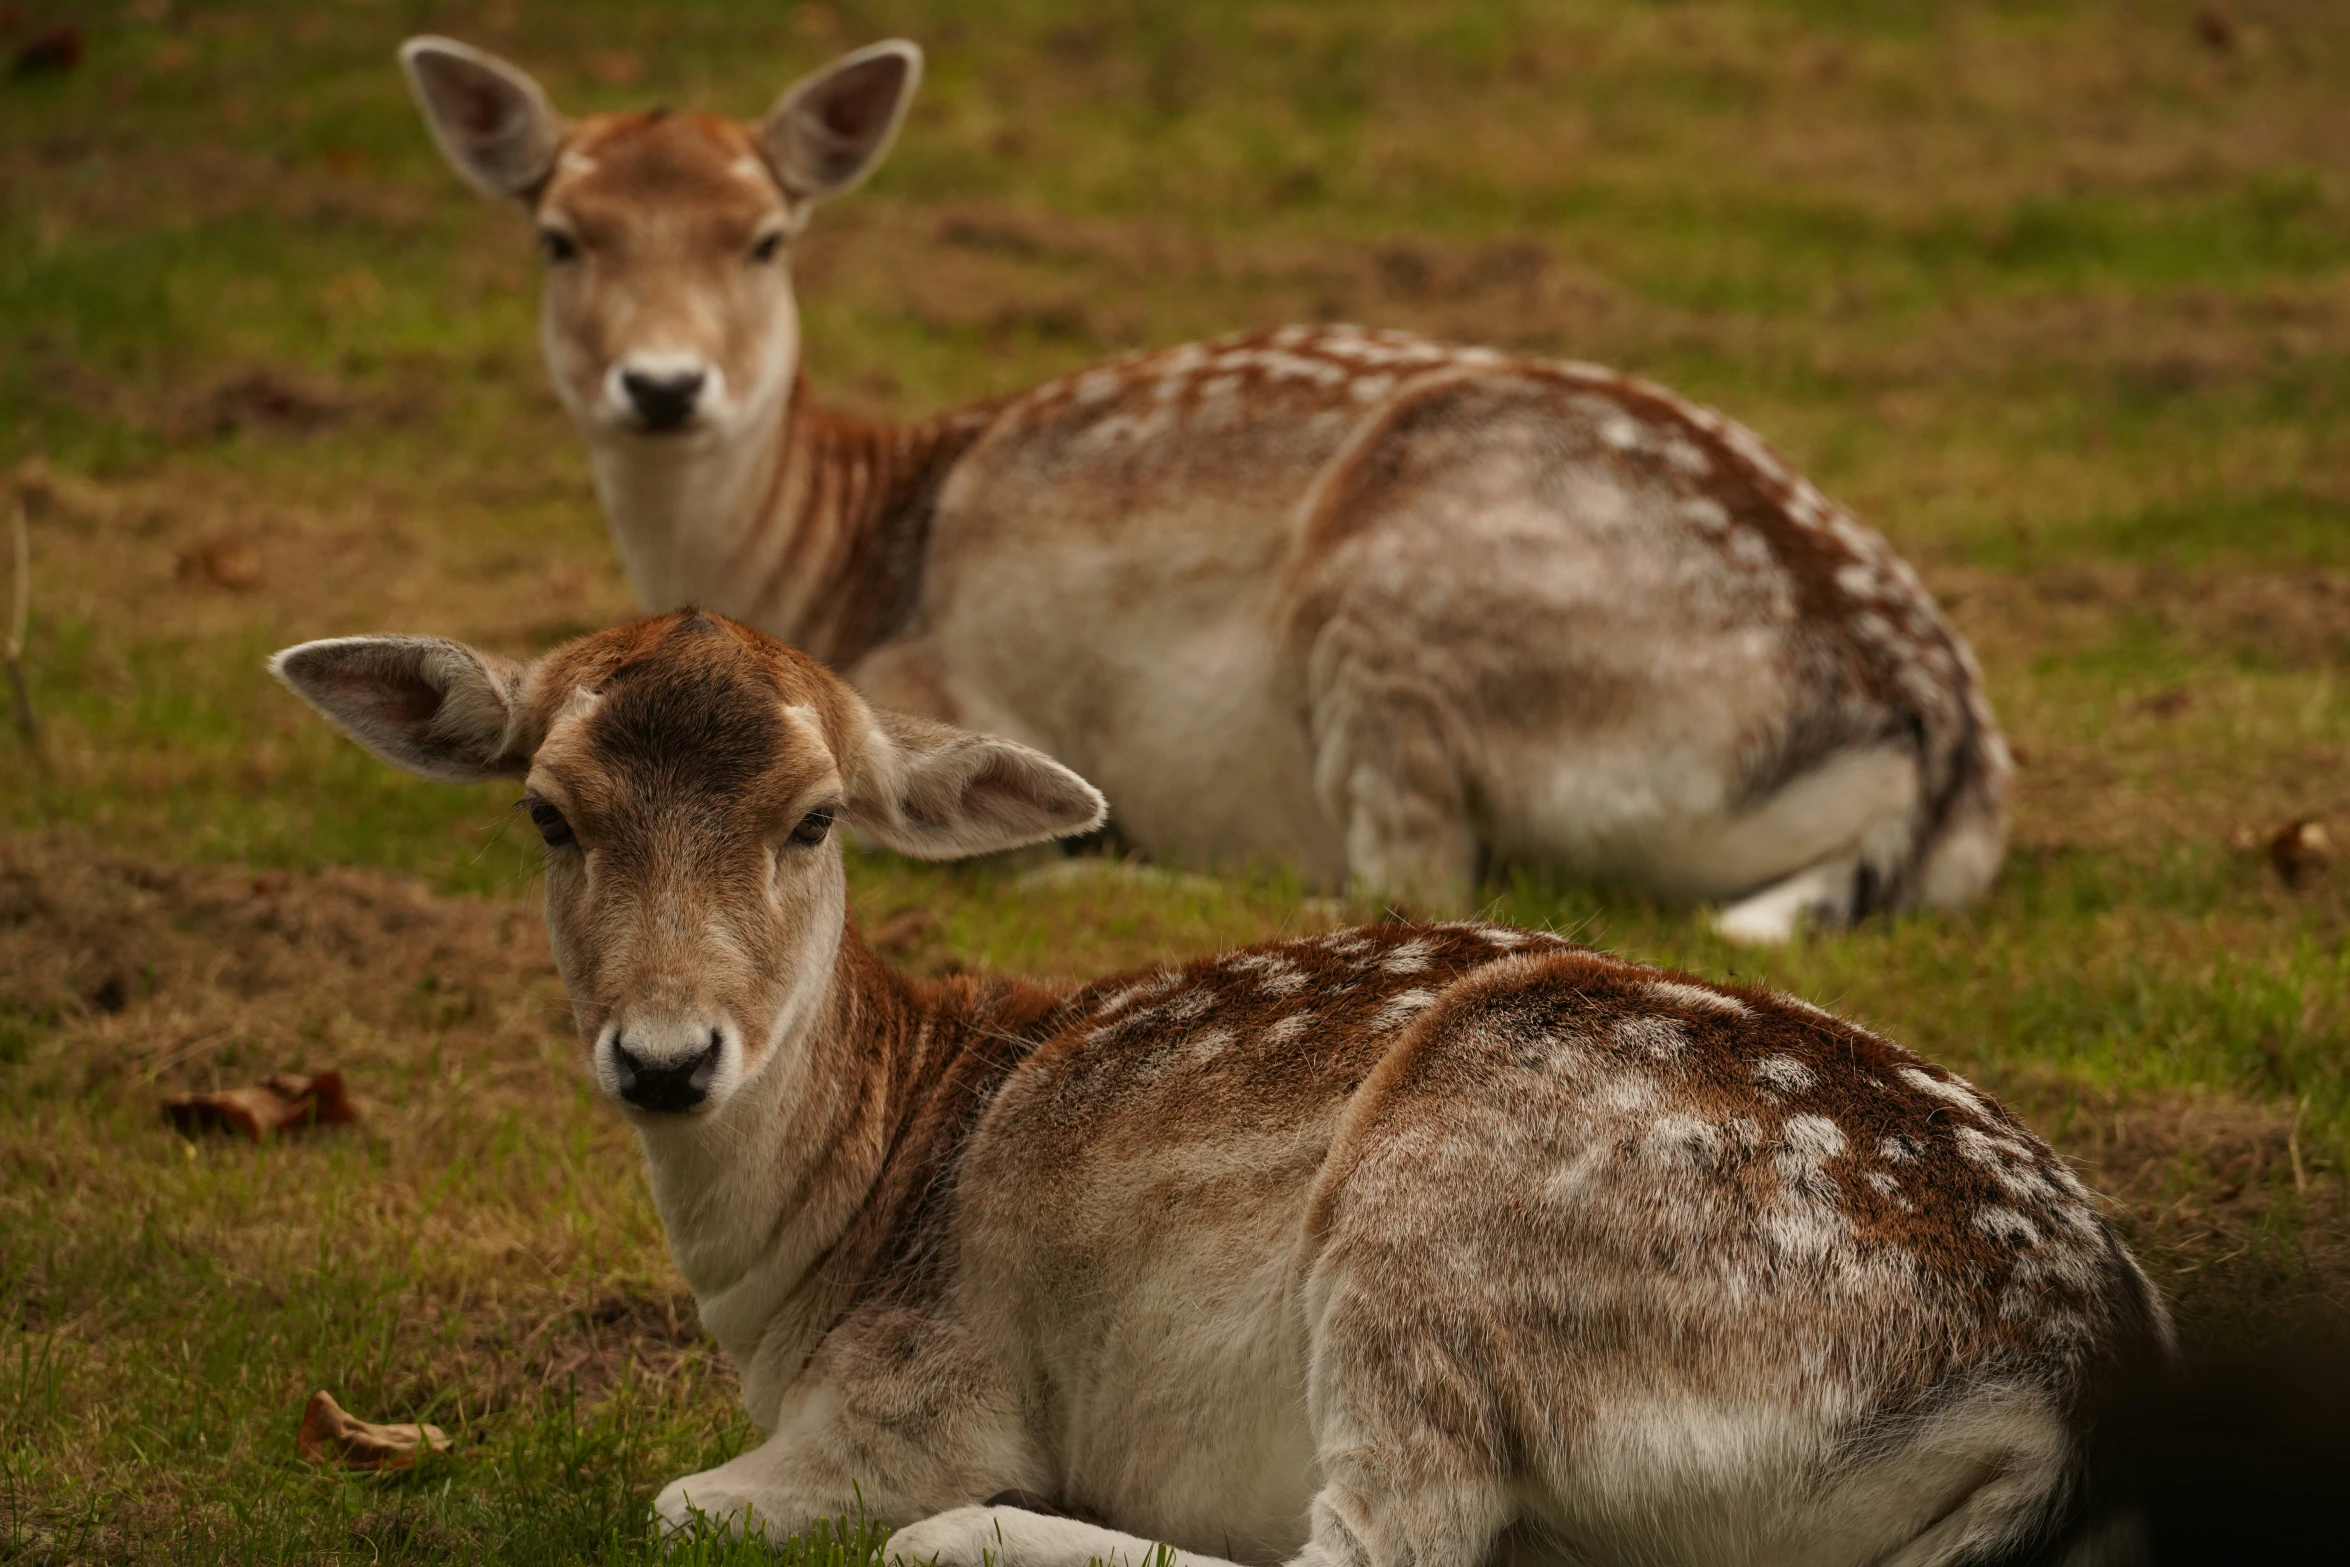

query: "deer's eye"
left=538, top=228, right=580, bottom=264
left=527, top=798, right=576, bottom=847
left=788, top=806, right=834, bottom=847
left=749, top=231, right=784, bottom=264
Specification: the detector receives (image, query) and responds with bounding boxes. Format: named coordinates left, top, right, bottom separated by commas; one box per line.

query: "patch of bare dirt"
left=1934, top=561, right=2350, bottom=858
left=2014, top=1077, right=2349, bottom=1341
left=444, top=1288, right=710, bottom=1417
left=0, top=829, right=557, bottom=1102
left=1954, top=559, right=2350, bottom=676
left=0, top=831, right=714, bottom=1423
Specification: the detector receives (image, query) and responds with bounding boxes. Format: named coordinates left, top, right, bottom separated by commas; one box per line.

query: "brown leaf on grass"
left=200, top=367, right=349, bottom=437
left=297, top=1390, right=451, bottom=1471
left=866, top=906, right=935, bottom=958
left=2267, top=819, right=2334, bottom=889
left=9, top=22, right=80, bottom=77
left=162, top=1070, right=357, bottom=1141
left=587, top=50, right=644, bottom=87
left=174, top=537, right=262, bottom=590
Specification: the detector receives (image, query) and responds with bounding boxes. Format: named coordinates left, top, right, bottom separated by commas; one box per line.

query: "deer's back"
left=908, top=329, right=2000, bottom=884
left=947, top=922, right=2154, bottom=1464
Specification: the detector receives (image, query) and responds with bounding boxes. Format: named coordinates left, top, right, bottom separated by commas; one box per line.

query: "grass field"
left=3, top=0, right=2347, bottom=1559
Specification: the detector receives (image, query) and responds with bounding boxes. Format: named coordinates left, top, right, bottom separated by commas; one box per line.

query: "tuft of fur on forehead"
left=549, top=110, right=782, bottom=219
left=526, top=611, right=860, bottom=782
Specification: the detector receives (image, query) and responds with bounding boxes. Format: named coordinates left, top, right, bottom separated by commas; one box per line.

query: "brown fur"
left=274, top=611, right=2158, bottom=1566
left=404, top=38, right=2012, bottom=927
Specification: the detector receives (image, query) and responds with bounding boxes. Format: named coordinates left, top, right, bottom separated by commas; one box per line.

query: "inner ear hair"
left=757, top=40, right=922, bottom=203
left=271, top=635, right=532, bottom=784
left=399, top=35, right=565, bottom=203
left=847, top=707, right=1107, bottom=861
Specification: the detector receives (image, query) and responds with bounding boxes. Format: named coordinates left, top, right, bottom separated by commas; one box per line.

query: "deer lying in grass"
left=395, top=36, right=2011, bottom=940
left=275, top=610, right=2161, bottom=1567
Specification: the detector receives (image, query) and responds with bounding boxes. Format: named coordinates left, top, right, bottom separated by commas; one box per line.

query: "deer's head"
left=272, top=613, right=1102, bottom=1122
left=400, top=36, right=920, bottom=443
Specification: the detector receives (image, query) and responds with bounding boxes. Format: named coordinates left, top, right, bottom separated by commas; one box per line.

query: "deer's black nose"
left=609, top=1030, right=722, bottom=1113
left=620, top=367, right=706, bottom=431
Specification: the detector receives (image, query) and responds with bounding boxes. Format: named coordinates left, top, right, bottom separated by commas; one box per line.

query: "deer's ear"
left=756, top=40, right=921, bottom=205
left=400, top=36, right=564, bottom=203
left=271, top=636, right=531, bottom=783
left=846, top=708, right=1105, bottom=860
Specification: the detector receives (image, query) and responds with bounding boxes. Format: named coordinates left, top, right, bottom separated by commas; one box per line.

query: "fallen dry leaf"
left=2268, top=819, right=2335, bottom=889
left=587, top=50, right=644, bottom=86
left=174, top=537, right=263, bottom=591
left=297, top=1390, right=452, bottom=1471
left=200, top=367, right=349, bottom=437
left=9, top=22, right=80, bottom=77
left=865, top=906, right=936, bottom=958
left=2194, top=7, right=2238, bottom=54
left=162, top=1070, right=357, bottom=1141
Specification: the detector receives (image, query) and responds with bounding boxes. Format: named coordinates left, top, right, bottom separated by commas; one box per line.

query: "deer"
left=395, top=36, right=2012, bottom=942
left=273, top=609, right=2164, bottom=1567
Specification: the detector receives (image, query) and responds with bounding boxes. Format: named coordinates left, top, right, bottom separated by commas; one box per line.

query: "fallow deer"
left=396, top=36, right=2011, bottom=941
left=274, top=610, right=2162, bottom=1567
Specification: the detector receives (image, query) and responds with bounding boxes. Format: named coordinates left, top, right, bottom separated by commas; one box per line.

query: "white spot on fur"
left=1864, top=1170, right=1903, bottom=1199
left=1754, top=1055, right=1815, bottom=1094
left=1368, top=989, right=1438, bottom=1033
left=1900, top=1067, right=1992, bottom=1121
left=1679, top=496, right=1731, bottom=532
left=1835, top=562, right=1882, bottom=600
left=1165, top=990, right=1215, bottom=1024
left=1647, top=980, right=1749, bottom=1016
left=1658, top=435, right=1711, bottom=475
left=1955, top=1126, right=2057, bottom=1202
left=1263, top=1012, right=1313, bottom=1046
left=1183, top=1026, right=1236, bottom=1064
left=1381, top=939, right=1434, bottom=974
left=1976, top=1206, right=2041, bottom=1248
left=1644, top=1114, right=1724, bottom=1171
left=1230, top=951, right=1310, bottom=995
left=1093, top=981, right=1155, bottom=1018
left=1782, top=1114, right=1846, bottom=1162
left=1481, top=927, right=1530, bottom=948
left=1612, top=1016, right=1689, bottom=1061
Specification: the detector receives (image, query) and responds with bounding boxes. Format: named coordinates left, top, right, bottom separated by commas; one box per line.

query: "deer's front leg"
left=654, top=1430, right=857, bottom=1541
left=659, top=1315, right=1045, bottom=1545
left=888, top=1505, right=1236, bottom=1567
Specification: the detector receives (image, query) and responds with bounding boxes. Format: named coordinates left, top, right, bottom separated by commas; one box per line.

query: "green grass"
left=2, top=0, right=2347, bottom=1559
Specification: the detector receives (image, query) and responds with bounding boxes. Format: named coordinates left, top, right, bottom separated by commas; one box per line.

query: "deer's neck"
left=584, top=378, right=997, bottom=669
left=631, top=924, right=1065, bottom=1430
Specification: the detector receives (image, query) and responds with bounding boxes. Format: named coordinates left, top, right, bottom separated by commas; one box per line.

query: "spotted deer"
left=397, top=37, right=2007, bottom=940
left=275, top=610, right=2160, bottom=1567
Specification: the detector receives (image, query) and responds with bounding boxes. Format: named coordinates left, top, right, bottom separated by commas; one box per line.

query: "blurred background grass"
left=2, top=1, right=2347, bottom=1559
